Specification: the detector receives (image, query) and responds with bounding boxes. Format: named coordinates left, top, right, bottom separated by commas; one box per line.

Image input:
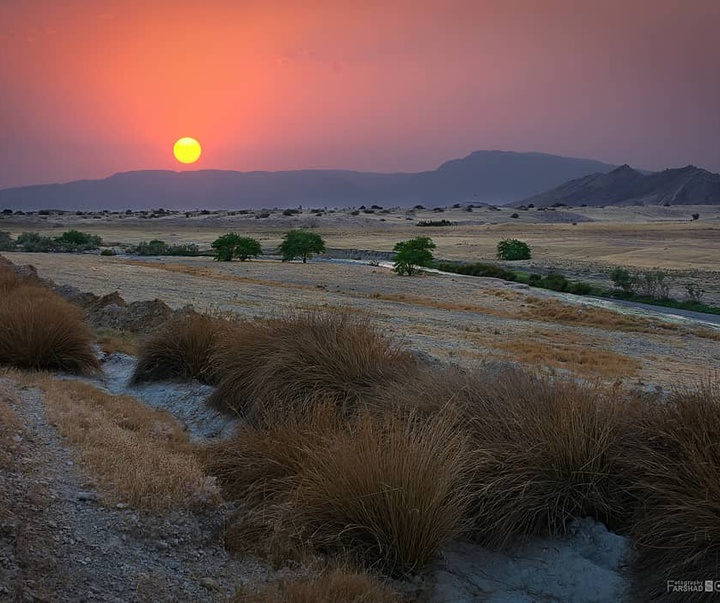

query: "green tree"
left=393, top=236, right=436, bottom=275
left=496, top=239, right=531, bottom=261
left=211, top=233, right=262, bottom=261
left=279, top=230, right=326, bottom=263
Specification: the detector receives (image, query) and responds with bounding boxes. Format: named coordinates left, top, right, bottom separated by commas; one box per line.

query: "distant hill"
left=0, top=151, right=621, bottom=211
left=518, top=165, right=720, bottom=207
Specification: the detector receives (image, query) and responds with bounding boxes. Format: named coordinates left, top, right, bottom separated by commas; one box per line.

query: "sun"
left=173, top=137, right=202, bottom=164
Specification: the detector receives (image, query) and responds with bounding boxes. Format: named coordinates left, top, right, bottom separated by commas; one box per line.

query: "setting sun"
left=173, top=137, right=202, bottom=164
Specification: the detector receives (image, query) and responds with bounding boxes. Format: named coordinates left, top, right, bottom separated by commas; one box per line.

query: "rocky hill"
left=518, top=165, right=720, bottom=207
left=0, top=151, right=619, bottom=211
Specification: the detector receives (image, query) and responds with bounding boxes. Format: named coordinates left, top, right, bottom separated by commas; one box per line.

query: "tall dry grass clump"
left=205, top=403, right=471, bottom=576
left=407, top=368, right=631, bottom=547
left=207, top=310, right=417, bottom=418
left=294, top=409, right=473, bottom=576
left=131, top=313, right=225, bottom=385
left=0, top=264, right=22, bottom=295
left=0, top=285, right=99, bottom=374
left=622, top=380, right=720, bottom=602
left=234, top=566, right=400, bottom=603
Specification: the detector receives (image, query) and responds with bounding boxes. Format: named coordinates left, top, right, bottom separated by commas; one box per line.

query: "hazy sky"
left=1, top=0, right=719, bottom=189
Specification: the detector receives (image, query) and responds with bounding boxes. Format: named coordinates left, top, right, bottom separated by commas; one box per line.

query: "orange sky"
left=1, top=0, right=719, bottom=188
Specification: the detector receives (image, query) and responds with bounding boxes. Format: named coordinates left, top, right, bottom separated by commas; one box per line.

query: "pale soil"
left=0, top=378, right=271, bottom=603
left=7, top=251, right=720, bottom=390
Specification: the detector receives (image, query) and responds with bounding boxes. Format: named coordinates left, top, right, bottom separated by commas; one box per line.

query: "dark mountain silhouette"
left=0, top=151, right=620, bottom=211
left=518, top=165, right=720, bottom=207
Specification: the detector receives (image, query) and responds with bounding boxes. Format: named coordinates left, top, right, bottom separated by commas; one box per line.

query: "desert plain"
left=2, top=203, right=719, bottom=390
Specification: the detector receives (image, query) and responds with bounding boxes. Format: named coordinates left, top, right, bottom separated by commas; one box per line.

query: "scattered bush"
left=279, top=230, right=326, bottom=263
left=634, top=270, right=670, bottom=299
left=496, top=238, right=531, bottom=261
left=510, top=213, right=519, bottom=219
left=610, top=267, right=635, bottom=294
left=282, top=208, right=301, bottom=216
left=16, top=232, right=59, bottom=252
left=54, top=229, right=102, bottom=251
left=435, top=262, right=517, bottom=281
left=392, top=236, right=436, bottom=276
left=691, top=213, right=700, bottom=220
left=0, top=231, right=15, bottom=251
left=211, top=233, right=262, bottom=261
left=100, top=248, right=116, bottom=256
left=131, top=240, right=200, bottom=256
left=685, top=282, right=705, bottom=302
left=0, top=285, right=100, bottom=374
left=207, top=310, right=416, bottom=418
left=417, top=219, right=453, bottom=227
left=131, top=313, right=225, bottom=385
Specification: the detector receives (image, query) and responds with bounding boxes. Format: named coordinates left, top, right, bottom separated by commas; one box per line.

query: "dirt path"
left=0, top=379, right=268, bottom=603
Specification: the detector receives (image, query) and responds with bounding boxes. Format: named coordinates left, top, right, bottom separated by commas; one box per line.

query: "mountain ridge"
left=0, top=150, right=620, bottom=211
left=517, top=164, right=720, bottom=207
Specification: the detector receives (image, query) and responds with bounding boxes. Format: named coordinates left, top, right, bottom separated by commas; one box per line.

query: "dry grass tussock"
left=206, top=402, right=472, bottom=577
left=463, top=370, right=632, bottom=546
left=208, top=309, right=418, bottom=419
left=379, top=368, right=632, bottom=547
left=0, top=382, right=22, bottom=470
left=234, top=566, right=400, bottom=603
left=621, top=379, right=720, bottom=602
left=131, top=313, right=226, bottom=385
left=0, top=264, right=22, bottom=295
left=0, top=285, right=100, bottom=374
left=35, top=378, right=219, bottom=511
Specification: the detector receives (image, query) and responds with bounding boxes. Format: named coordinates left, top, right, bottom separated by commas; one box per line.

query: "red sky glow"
left=1, top=0, right=719, bottom=188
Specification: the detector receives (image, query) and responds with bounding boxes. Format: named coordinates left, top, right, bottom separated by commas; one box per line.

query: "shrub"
left=165, top=243, right=200, bottom=256
left=100, top=248, right=116, bottom=256
left=510, top=213, right=519, bottom=219
left=131, top=313, right=224, bottom=385
left=54, top=229, right=102, bottom=251
left=0, top=231, right=15, bottom=251
left=279, top=230, right=326, bottom=263
left=0, top=286, right=100, bottom=373
left=211, top=233, right=262, bottom=262
left=541, top=272, right=569, bottom=292
left=496, top=239, right=531, bottom=261
left=691, top=213, right=700, bottom=220
left=392, top=236, right=436, bottom=276
left=435, top=262, right=517, bottom=281
left=685, top=282, right=705, bottom=302
left=610, top=267, right=635, bottom=294
left=622, top=381, right=720, bottom=602
left=567, top=281, right=593, bottom=295
left=417, top=219, right=452, bottom=227
left=349, top=210, right=360, bottom=216
left=282, top=208, right=301, bottom=216
left=634, top=270, right=670, bottom=299
left=16, top=232, right=59, bottom=252
left=207, top=310, right=416, bottom=418
left=133, top=239, right=169, bottom=255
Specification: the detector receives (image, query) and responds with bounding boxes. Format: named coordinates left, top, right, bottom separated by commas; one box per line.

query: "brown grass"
left=522, top=297, right=676, bottom=333
left=234, top=566, right=400, bottom=603
left=36, top=378, right=219, bottom=511
left=0, top=285, right=100, bottom=374
left=494, top=338, right=640, bottom=379
left=439, top=368, right=630, bottom=547
left=0, top=382, right=21, bottom=470
left=0, top=264, right=22, bottom=295
left=131, top=313, right=225, bottom=385
left=205, top=403, right=472, bottom=576
left=622, top=379, right=720, bottom=602
left=207, top=310, right=418, bottom=419
left=94, top=327, right=139, bottom=356
left=233, top=568, right=401, bottom=603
